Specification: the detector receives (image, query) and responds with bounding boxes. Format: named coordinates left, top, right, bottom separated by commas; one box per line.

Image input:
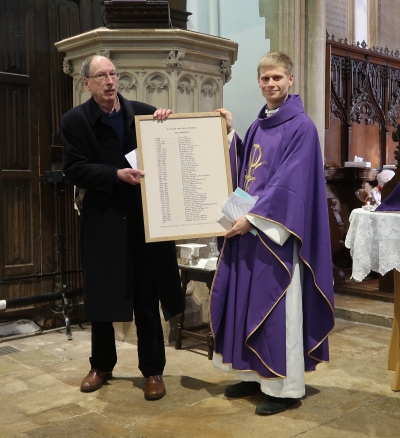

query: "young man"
left=61, top=55, right=184, bottom=400
left=210, top=52, right=334, bottom=415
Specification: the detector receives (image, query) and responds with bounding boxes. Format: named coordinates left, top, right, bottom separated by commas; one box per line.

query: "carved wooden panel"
left=349, top=121, right=380, bottom=168
left=0, top=0, right=28, bottom=74
left=326, top=36, right=400, bottom=169
left=325, top=115, right=342, bottom=167
left=387, top=126, right=398, bottom=165
left=1, top=0, right=102, bottom=302
left=0, top=84, right=30, bottom=170
left=2, top=180, right=33, bottom=268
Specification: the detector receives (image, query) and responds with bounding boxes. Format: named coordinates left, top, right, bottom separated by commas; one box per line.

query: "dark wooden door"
left=0, top=0, right=103, bottom=302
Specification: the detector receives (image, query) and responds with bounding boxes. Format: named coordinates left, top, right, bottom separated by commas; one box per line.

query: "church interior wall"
left=378, top=0, right=400, bottom=50
left=187, top=0, right=269, bottom=138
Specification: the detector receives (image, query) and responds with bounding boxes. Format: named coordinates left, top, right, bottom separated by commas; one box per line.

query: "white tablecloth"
left=345, top=207, right=400, bottom=391
left=345, top=208, right=400, bottom=281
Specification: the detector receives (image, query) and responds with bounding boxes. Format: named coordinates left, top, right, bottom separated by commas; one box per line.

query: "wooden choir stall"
left=325, top=34, right=400, bottom=297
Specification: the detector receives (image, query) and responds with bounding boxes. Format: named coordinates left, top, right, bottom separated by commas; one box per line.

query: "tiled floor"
left=0, top=317, right=399, bottom=438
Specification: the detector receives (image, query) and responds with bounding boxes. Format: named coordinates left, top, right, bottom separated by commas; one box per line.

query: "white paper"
left=221, top=192, right=257, bottom=222
left=217, top=215, right=233, bottom=231
left=125, top=149, right=140, bottom=169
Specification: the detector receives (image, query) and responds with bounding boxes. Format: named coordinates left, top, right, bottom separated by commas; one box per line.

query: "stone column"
left=305, top=0, right=327, bottom=151
left=259, top=0, right=326, bottom=152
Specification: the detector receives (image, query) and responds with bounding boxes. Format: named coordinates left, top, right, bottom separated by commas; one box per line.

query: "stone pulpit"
left=55, top=26, right=238, bottom=343
left=55, top=28, right=238, bottom=114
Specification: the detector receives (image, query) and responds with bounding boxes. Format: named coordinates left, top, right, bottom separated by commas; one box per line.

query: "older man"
left=61, top=55, right=184, bottom=400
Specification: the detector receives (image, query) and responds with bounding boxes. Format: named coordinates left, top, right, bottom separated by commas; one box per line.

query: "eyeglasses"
left=87, top=72, right=120, bottom=82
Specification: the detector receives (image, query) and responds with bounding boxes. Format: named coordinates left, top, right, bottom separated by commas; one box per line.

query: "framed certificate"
left=135, top=112, right=233, bottom=242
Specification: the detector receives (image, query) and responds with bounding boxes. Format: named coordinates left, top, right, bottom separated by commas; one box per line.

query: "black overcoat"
left=61, top=94, right=184, bottom=322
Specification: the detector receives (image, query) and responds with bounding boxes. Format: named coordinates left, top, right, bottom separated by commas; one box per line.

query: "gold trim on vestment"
left=232, top=134, right=239, bottom=189
left=242, top=229, right=291, bottom=378
left=209, top=237, right=227, bottom=340
left=213, top=350, right=286, bottom=380
left=247, top=213, right=335, bottom=362
left=210, top=215, right=335, bottom=375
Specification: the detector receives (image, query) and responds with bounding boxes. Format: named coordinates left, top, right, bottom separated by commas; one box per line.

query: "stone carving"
left=166, top=50, right=185, bottom=67
left=177, top=76, right=195, bottom=93
left=118, top=74, right=137, bottom=90
left=145, top=74, right=169, bottom=90
left=201, top=80, right=218, bottom=97
left=63, top=57, right=72, bottom=75
left=220, top=59, right=232, bottom=83
left=96, top=49, right=110, bottom=59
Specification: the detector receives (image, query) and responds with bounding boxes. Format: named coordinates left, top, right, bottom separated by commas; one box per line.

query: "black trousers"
left=89, top=284, right=166, bottom=377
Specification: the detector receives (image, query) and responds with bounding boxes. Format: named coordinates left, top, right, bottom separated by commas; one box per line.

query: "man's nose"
left=105, top=73, right=113, bottom=83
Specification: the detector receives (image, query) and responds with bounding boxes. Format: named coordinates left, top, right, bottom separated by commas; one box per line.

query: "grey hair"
left=80, top=56, right=96, bottom=78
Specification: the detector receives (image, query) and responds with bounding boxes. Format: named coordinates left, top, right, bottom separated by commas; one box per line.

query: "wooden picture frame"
left=135, top=112, right=233, bottom=242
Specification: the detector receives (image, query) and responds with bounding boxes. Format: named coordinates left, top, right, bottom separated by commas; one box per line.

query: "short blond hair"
left=257, top=52, right=293, bottom=77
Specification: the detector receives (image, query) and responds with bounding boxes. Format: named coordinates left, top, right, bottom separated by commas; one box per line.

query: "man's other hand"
left=225, top=216, right=252, bottom=238
left=117, top=168, right=145, bottom=185
left=216, top=108, right=233, bottom=134
left=154, top=108, right=173, bottom=120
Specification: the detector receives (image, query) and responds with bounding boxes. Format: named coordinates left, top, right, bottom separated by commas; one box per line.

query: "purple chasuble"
left=210, top=94, right=335, bottom=378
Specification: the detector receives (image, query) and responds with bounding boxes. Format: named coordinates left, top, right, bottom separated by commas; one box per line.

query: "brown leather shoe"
left=80, top=369, right=112, bottom=393
left=144, top=375, right=166, bottom=400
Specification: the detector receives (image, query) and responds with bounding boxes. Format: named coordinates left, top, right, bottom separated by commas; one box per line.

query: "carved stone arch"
left=177, top=74, right=196, bottom=112
left=199, top=77, right=220, bottom=112
left=118, top=71, right=138, bottom=100
left=74, top=77, right=92, bottom=105
left=177, top=74, right=196, bottom=94
left=143, top=72, right=170, bottom=108
left=200, top=77, right=220, bottom=97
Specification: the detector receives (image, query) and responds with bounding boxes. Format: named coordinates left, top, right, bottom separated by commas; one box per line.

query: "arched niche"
left=177, top=74, right=196, bottom=113
left=143, top=73, right=169, bottom=109
left=74, top=78, right=92, bottom=105
left=118, top=72, right=138, bottom=101
left=199, top=78, right=219, bottom=112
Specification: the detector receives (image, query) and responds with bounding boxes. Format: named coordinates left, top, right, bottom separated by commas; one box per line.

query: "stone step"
left=335, top=293, right=394, bottom=328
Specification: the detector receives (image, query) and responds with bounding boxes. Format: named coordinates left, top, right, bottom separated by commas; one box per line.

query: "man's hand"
left=154, top=108, right=173, bottom=120
left=225, top=216, right=253, bottom=238
left=117, top=168, right=145, bottom=186
left=216, top=108, right=233, bottom=134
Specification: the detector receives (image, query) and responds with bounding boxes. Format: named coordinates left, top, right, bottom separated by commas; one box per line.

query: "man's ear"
left=83, top=78, right=91, bottom=91
left=288, top=74, right=294, bottom=87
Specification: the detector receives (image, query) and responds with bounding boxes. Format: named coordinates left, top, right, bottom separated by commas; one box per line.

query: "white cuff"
left=227, top=129, right=235, bottom=148
left=246, top=215, right=291, bottom=246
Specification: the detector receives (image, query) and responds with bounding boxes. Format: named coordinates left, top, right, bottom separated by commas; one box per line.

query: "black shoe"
left=255, top=396, right=299, bottom=415
left=224, top=381, right=261, bottom=398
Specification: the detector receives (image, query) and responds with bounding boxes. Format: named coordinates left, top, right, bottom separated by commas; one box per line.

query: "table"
left=175, top=264, right=216, bottom=359
left=345, top=208, right=400, bottom=390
